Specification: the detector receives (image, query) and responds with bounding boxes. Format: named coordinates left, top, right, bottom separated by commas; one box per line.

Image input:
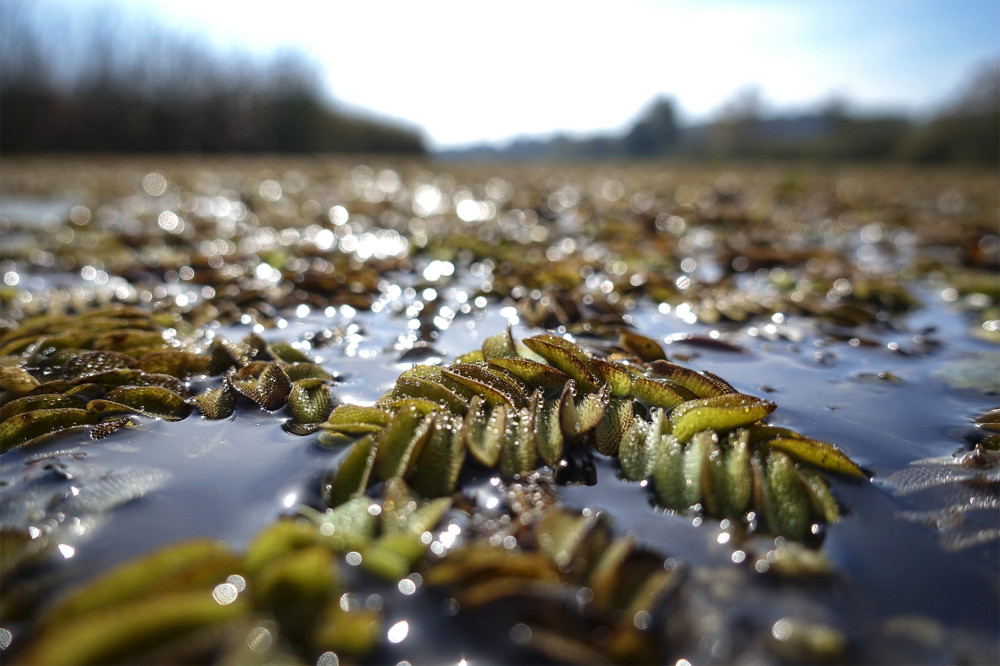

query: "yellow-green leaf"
left=761, top=450, right=812, bottom=541
left=389, top=376, right=468, bottom=415
left=482, top=327, right=517, bottom=360
left=443, top=363, right=525, bottom=409
left=590, top=357, right=634, bottom=397
left=288, top=379, right=334, bottom=425
left=522, top=336, right=599, bottom=392
left=594, top=396, right=633, bottom=456
left=763, top=437, right=866, bottom=479
left=488, top=357, right=571, bottom=392
left=630, top=377, right=686, bottom=411
left=1, top=407, right=99, bottom=452
left=463, top=395, right=506, bottom=467
left=103, top=385, right=193, bottom=420
left=411, top=414, right=467, bottom=497
left=647, top=360, right=735, bottom=398
left=499, top=407, right=538, bottom=476
left=619, top=330, right=666, bottom=361
left=670, top=394, right=776, bottom=442
left=374, top=404, right=434, bottom=481
left=191, top=383, right=236, bottom=420
left=326, top=434, right=378, bottom=506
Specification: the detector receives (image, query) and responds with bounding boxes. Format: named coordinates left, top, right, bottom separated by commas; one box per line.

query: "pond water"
left=1, top=158, right=997, bottom=664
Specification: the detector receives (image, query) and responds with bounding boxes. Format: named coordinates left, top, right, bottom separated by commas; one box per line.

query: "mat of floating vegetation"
left=0, top=302, right=996, bottom=665
left=1, top=159, right=998, bottom=665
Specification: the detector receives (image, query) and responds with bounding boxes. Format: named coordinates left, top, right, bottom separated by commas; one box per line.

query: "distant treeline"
left=0, top=3, right=425, bottom=154
left=444, top=61, right=1000, bottom=164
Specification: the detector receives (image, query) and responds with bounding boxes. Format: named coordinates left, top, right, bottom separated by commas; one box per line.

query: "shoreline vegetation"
left=0, top=3, right=425, bottom=155
left=2, top=2, right=996, bottom=163
left=440, top=62, right=999, bottom=164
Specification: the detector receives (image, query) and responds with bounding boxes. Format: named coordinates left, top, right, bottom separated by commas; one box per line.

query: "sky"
left=36, top=0, right=1000, bottom=149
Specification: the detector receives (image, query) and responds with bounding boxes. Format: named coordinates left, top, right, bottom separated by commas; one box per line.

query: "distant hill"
left=437, top=101, right=894, bottom=162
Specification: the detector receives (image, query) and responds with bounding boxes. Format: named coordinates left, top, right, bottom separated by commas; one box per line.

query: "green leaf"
left=326, top=434, right=378, bottom=506
left=389, top=376, right=468, bottom=415
left=381, top=478, right=453, bottom=536
left=618, top=330, right=666, bottom=361
left=284, top=362, right=336, bottom=382
left=246, top=519, right=335, bottom=574
left=630, top=377, right=686, bottom=411
left=1, top=407, right=99, bottom=452
left=500, top=407, right=538, bottom=476
left=652, top=432, right=686, bottom=507
left=463, top=396, right=506, bottom=467
left=620, top=418, right=656, bottom=482
left=559, top=381, right=610, bottom=440
left=0, top=393, right=88, bottom=422
left=267, top=341, right=313, bottom=364
left=253, top=545, right=337, bottom=646
left=137, top=349, right=210, bottom=379
left=594, top=396, right=633, bottom=456
left=191, top=383, right=236, bottom=420
left=18, top=590, right=248, bottom=666
left=482, top=326, right=518, bottom=360
left=101, top=385, right=193, bottom=420
left=680, top=429, right=709, bottom=508
left=587, top=535, right=635, bottom=604
left=590, top=357, right=634, bottom=397
left=670, top=393, right=776, bottom=442
left=761, top=450, right=812, bottom=541
left=61, top=350, right=138, bottom=381
left=532, top=390, right=564, bottom=467
left=489, top=357, right=571, bottom=392
left=0, top=366, right=41, bottom=398
left=722, top=429, right=753, bottom=517
left=374, top=404, right=434, bottom=481
left=763, top=436, right=866, bottom=479
left=647, top=360, right=735, bottom=398
left=798, top=467, right=840, bottom=524
left=326, top=404, right=391, bottom=429
left=443, top=363, right=526, bottom=408
left=522, top=336, right=599, bottom=392
left=41, top=538, right=240, bottom=626
left=411, top=413, right=467, bottom=497
left=288, top=379, right=334, bottom=425
left=229, top=361, right=292, bottom=411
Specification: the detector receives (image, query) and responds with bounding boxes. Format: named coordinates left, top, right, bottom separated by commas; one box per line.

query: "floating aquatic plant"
left=3, top=159, right=996, bottom=665
left=5, top=475, right=461, bottom=665
left=426, top=472, right=680, bottom=665
left=10, top=159, right=990, bottom=341
left=320, top=328, right=864, bottom=542
left=0, top=307, right=337, bottom=451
